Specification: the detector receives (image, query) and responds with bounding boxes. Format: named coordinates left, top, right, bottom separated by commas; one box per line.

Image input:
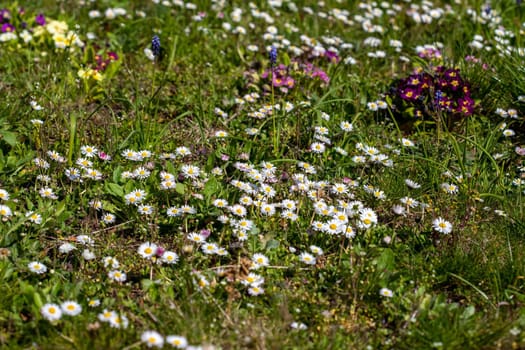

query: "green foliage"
left=0, top=0, right=525, bottom=349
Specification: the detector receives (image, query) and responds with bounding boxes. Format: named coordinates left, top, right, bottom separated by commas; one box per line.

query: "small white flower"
left=41, top=303, right=62, bottom=321
left=61, top=301, right=82, bottom=316
left=141, top=330, right=164, bottom=348
left=59, top=243, right=76, bottom=254
left=166, top=335, right=188, bottom=348
left=379, top=287, right=393, bottom=297
left=28, top=261, right=47, bottom=274
left=138, top=242, right=158, bottom=259
left=432, top=217, right=453, bottom=234
left=299, top=252, right=316, bottom=265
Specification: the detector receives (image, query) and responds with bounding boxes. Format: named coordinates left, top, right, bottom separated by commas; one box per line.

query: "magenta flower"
left=35, top=13, right=45, bottom=26
left=1, top=23, right=14, bottom=33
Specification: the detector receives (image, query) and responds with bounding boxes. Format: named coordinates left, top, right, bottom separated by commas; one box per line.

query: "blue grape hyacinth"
left=269, top=45, right=277, bottom=65
left=152, top=35, right=161, bottom=58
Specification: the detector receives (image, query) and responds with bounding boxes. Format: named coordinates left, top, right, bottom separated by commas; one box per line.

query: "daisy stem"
left=68, top=113, right=77, bottom=166
left=270, top=65, right=278, bottom=156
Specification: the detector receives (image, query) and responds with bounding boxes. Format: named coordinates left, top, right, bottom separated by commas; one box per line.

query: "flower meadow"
left=1, top=0, right=525, bottom=348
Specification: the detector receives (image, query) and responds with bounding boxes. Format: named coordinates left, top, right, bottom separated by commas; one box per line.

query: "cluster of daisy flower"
left=97, top=308, right=129, bottom=329
left=141, top=330, right=188, bottom=349
left=41, top=301, right=82, bottom=322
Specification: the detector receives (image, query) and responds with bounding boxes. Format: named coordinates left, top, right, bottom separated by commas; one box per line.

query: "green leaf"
left=106, top=182, right=124, bottom=197
left=265, top=239, right=280, bottom=250
left=112, top=166, right=122, bottom=183
left=175, top=182, right=185, bottom=195
left=282, top=52, right=291, bottom=66
left=203, top=177, right=220, bottom=199
left=0, top=131, right=17, bottom=147
left=33, top=292, right=43, bottom=309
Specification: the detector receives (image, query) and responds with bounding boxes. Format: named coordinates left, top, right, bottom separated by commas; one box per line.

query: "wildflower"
left=144, top=48, right=155, bottom=61
left=379, top=287, right=393, bottom=297
left=261, top=184, right=277, bottom=198
left=88, top=299, right=100, bottom=307
left=103, top=256, right=120, bottom=269
left=214, top=130, right=228, bottom=138
left=181, top=164, right=200, bottom=179
left=299, top=252, right=317, bottom=265
left=59, top=243, right=76, bottom=254
left=77, top=235, right=94, bottom=245
left=166, top=206, right=182, bottom=217
left=359, top=208, right=378, bottom=228
left=248, top=285, right=265, bottom=296
left=405, top=179, right=421, bottom=189
left=166, top=335, right=188, bottom=348
left=310, top=142, right=326, bottom=154
left=201, top=243, right=218, bottom=254
left=235, top=218, right=255, bottom=232
left=392, top=205, right=406, bottom=216
left=230, top=204, right=247, bottom=217
left=401, top=138, right=415, bottom=147
left=314, top=126, right=330, bottom=135
left=503, top=129, right=515, bottom=137
left=84, top=168, right=103, bottom=180
left=252, top=253, right=269, bottom=269
left=82, top=249, right=96, bottom=260
left=309, top=245, right=323, bottom=255
left=98, top=309, right=117, bottom=322
left=432, top=217, right=453, bottom=234
left=0, top=204, right=12, bottom=217
left=180, top=205, right=196, bottom=215
left=61, top=301, right=82, bottom=316
left=340, top=121, right=353, bottom=132
left=35, top=13, right=46, bottom=26
left=245, top=127, right=259, bottom=135
left=138, top=204, right=154, bottom=215
left=141, top=330, right=164, bottom=348
left=81, top=145, right=98, bottom=158
left=242, top=273, right=265, bottom=287
left=213, top=199, right=228, bottom=208
left=175, top=146, right=191, bottom=157
left=161, top=251, right=179, bottom=264
left=367, top=102, right=379, bottom=111
left=39, top=187, right=58, bottom=199
left=281, top=210, right=298, bottom=221
left=28, top=261, right=47, bottom=274
left=343, top=225, right=356, bottom=238
left=76, top=157, right=92, bottom=168
left=188, top=232, right=206, bottom=244
left=124, top=189, right=147, bottom=205
left=101, top=213, right=116, bottom=224
left=134, top=167, right=151, bottom=179
left=47, top=150, right=65, bottom=163
left=122, top=149, right=138, bottom=160
left=260, top=203, right=276, bottom=216
left=108, top=270, right=127, bottom=282
left=41, top=303, right=62, bottom=322
left=373, top=189, right=386, bottom=200
left=151, top=35, right=161, bottom=58
left=441, top=183, right=459, bottom=194
left=110, top=314, right=129, bottom=329
left=138, top=242, right=158, bottom=259
left=65, top=167, right=82, bottom=181
left=290, top=322, right=308, bottom=330
left=400, top=197, right=419, bottom=208
left=269, top=45, right=277, bottom=64
left=194, top=274, right=209, bottom=289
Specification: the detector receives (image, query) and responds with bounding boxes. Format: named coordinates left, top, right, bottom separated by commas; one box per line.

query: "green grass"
left=0, top=0, right=525, bottom=349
